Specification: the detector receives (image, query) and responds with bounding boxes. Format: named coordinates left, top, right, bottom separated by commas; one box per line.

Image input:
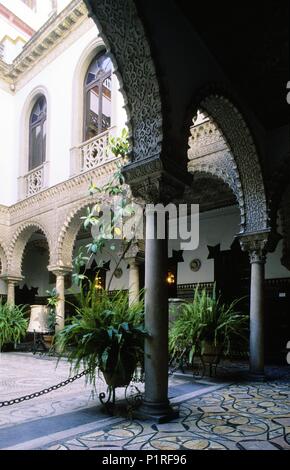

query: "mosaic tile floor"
left=43, top=380, right=290, bottom=450
left=0, top=353, right=290, bottom=450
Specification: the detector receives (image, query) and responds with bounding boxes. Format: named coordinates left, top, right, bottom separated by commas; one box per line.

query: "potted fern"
left=55, top=129, right=147, bottom=392
left=55, top=283, right=146, bottom=389
left=169, top=287, right=248, bottom=368
left=43, top=288, right=59, bottom=348
left=0, top=301, right=28, bottom=351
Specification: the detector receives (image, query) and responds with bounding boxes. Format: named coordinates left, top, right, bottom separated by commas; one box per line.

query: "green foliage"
left=0, top=301, right=28, bottom=350
left=46, top=288, right=59, bottom=333
left=108, top=128, right=129, bottom=158
left=73, top=128, right=142, bottom=290
left=169, top=287, right=248, bottom=364
left=55, top=284, right=146, bottom=387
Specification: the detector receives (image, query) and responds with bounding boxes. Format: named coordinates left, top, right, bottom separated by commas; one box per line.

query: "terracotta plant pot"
left=201, top=340, right=223, bottom=364
left=43, top=334, right=54, bottom=349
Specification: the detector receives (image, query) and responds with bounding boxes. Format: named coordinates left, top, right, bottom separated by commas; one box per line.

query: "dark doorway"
left=15, top=284, right=38, bottom=307
left=209, top=239, right=250, bottom=307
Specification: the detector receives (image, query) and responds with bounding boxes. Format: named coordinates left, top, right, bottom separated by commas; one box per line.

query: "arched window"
left=29, top=96, right=47, bottom=171
left=84, top=52, right=112, bottom=141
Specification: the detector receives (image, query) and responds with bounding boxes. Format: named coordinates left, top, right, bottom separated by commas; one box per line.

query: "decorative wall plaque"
left=190, top=259, right=201, bottom=272
left=114, top=267, right=123, bottom=279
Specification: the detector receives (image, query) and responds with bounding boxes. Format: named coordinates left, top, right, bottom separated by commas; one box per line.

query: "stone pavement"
left=0, top=353, right=290, bottom=450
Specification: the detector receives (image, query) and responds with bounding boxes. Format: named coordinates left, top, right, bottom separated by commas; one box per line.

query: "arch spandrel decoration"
left=84, top=0, right=163, bottom=162
left=8, top=222, right=52, bottom=277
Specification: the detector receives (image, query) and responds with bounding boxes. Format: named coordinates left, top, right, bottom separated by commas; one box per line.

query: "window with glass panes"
left=29, top=96, right=47, bottom=171
left=84, top=52, right=112, bottom=141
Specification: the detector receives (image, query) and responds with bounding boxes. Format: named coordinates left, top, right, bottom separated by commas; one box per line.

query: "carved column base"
left=134, top=400, right=179, bottom=423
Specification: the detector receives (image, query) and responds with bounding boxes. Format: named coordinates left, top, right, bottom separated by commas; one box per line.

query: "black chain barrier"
left=0, top=369, right=90, bottom=408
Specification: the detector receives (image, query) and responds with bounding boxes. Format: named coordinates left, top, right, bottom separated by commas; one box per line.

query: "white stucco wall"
left=0, top=87, right=16, bottom=206
left=171, top=206, right=241, bottom=284
left=0, top=18, right=126, bottom=206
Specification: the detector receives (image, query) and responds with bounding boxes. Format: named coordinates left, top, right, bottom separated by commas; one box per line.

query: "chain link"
left=0, top=369, right=90, bottom=408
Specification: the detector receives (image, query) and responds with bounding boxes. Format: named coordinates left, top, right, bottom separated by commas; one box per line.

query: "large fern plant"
left=169, top=287, right=248, bottom=364
left=55, top=284, right=146, bottom=387
left=0, top=301, right=28, bottom=351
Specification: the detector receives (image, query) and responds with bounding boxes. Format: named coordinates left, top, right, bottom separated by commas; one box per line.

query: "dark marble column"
left=240, top=231, right=269, bottom=378
left=138, top=207, right=178, bottom=421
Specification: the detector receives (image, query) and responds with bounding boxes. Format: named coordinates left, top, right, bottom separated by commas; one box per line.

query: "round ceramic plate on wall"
left=114, top=267, right=123, bottom=279
left=190, top=258, right=201, bottom=272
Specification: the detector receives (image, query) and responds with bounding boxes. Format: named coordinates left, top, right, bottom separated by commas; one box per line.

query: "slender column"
left=249, top=251, right=266, bottom=375
left=138, top=208, right=177, bottom=421
left=128, top=258, right=140, bottom=306
left=7, top=280, right=16, bottom=306
left=1, top=276, right=23, bottom=306
left=55, top=272, right=65, bottom=333
left=48, top=266, right=71, bottom=333
left=239, top=231, right=269, bottom=378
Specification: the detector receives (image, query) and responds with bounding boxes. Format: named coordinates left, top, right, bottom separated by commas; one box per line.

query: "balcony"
left=18, top=162, right=49, bottom=200
left=70, top=128, right=116, bottom=176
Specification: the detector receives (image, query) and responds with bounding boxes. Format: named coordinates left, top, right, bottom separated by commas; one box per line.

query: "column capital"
left=124, top=240, right=145, bottom=263
left=238, top=230, right=270, bottom=263
left=0, top=274, right=24, bottom=283
left=123, top=156, right=189, bottom=204
left=47, top=265, right=72, bottom=276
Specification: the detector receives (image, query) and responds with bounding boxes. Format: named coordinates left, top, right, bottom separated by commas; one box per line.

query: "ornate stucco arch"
left=83, top=0, right=163, bottom=163
left=188, top=94, right=268, bottom=234
left=280, top=184, right=290, bottom=271
left=56, top=197, right=97, bottom=268
left=188, top=113, right=245, bottom=231
left=8, top=221, right=52, bottom=276
left=200, top=95, right=268, bottom=233
left=0, top=239, right=8, bottom=274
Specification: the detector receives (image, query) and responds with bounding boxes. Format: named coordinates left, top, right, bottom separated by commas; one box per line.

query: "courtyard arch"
left=8, top=222, right=52, bottom=277
left=187, top=95, right=268, bottom=235
left=0, top=239, right=8, bottom=274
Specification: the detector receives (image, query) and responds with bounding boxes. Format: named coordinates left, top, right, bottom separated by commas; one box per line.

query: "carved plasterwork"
left=239, top=230, right=270, bottom=263
left=84, top=0, right=163, bottom=164
left=188, top=147, right=245, bottom=231
left=123, top=156, right=187, bottom=204
left=198, top=95, right=268, bottom=234
left=0, top=239, right=8, bottom=274
left=280, top=185, right=290, bottom=271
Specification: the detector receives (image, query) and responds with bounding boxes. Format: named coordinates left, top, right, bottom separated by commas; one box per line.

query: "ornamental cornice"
left=0, top=0, right=88, bottom=85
